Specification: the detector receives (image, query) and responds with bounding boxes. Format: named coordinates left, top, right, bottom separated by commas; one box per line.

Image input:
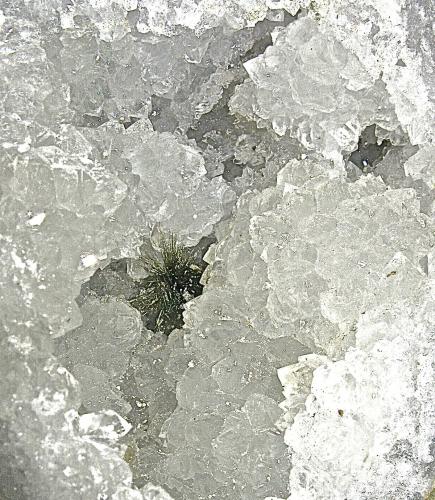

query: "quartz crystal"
left=1, top=0, right=433, bottom=499
left=279, top=293, right=435, bottom=500
left=313, top=0, right=435, bottom=146
left=131, top=156, right=432, bottom=498
left=126, top=130, right=235, bottom=246
left=230, top=17, right=400, bottom=161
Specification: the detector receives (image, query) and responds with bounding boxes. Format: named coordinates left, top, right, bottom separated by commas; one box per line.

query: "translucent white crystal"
left=191, top=156, right=433, bottom=356
left=126, top=130, right=235, bottom=246
left=230, top=17, right=400, bottom=160
left=135, top=296, right=307, bottom=498
left=313, top=0, right=435, bottom=145
left=135, top=0, right=308, bottom=36
left=112, top=486, right=144, bottom=500
left=404, top=145, right=435, bottom=189
left=60, top=0, right=138, bottom=42
left=0, top=334, right=134, bottom=499
left=55, top=296, right=141, bottom=416
left=0, top=6, right=255, bottom=497
left=142, top=156, right=432, bottom=496
left=141, top=483, right=175, bottom=500
left=1, top=1, right=433, bottom=498
left=280, top=293, right=434, bottom=499
left=276, top=354, right=327, bottom=431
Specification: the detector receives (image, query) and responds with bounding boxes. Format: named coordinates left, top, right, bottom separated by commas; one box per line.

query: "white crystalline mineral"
left=313, top=0, right=435, bottom=145
left=0, top=331, right=135, bottom=499
left=276, top=354, right=327, bottom=430
left=141, top=153, right=432, bottom=498
left=0, top=2, right=243, bottom=496
left=194, top=155, right=433, bottom=356
left=252, top=162, right=432, bottom=354
left=141, top=483, right=175, bottom=499
left=60, top=0, right=138, bottom=42
left=404, top=145, right=435, bottom=190
left=1, top=0, right=434, bottom=498
left=135, top=0, right=308, bottom=36
left=279, top=293, right=435, bottom=500
left=126, top=130, right=235, bottom=246
left=230, top=17, right=399, bottom=160
left=55, top=296, right=142, bottom=417
left=57, top=296, right=140, bottom=379
left=140, top=154, right=428, bottom=496
left=130, top=241, right=308, bottom=498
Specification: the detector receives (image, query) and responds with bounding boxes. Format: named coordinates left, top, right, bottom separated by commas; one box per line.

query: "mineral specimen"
left=279, top=293, right=435, bottom=500
left=230, top=17, right=400, bottom=161
left=1, top=0, right=433, bottom=499
left=128, top=235, right=204, bottom=334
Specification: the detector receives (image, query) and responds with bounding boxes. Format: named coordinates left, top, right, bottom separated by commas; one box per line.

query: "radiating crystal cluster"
left=1, top=0, right=433, bottom=499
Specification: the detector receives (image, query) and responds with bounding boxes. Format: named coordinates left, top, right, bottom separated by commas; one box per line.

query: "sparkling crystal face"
left=1, top=1, right=433, bottom=499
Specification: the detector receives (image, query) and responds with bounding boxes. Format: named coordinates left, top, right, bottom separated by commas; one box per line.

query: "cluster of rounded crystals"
left=134, top=0, right=308, bottom=35
left=230, top=17, right=400, bottom=161
left=274, top=290, right=434, bottom=500
left=246, top=158, right=433, bottom=499
left=59, top=0, right=309, bottom=40
left=251, top=157, right=432, bottom=355
left=140, top=154, right=433, bottom=498
left=229, top=0, right=435, bottom=158
left=126, top=129, right=235, bottom=245
left=313, top=0, right=435, bottom=146
left=185, top=156, right=432, bottom=357
left=54, top=296, right=142, bottom=417
left=0, top=3, right=236, bottom=499
left=0, top=322, right=174, bottom=500
left=1, top=0, right=434, bottom=499
left=265, top=161, right=434, bottom=499
left=0, top=9, right=234, bottom=332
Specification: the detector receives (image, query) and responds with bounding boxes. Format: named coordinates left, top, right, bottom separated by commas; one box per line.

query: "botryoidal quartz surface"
left=0, top=0, right=434, bottom=499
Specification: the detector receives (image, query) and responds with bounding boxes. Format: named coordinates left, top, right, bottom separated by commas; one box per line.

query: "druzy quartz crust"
left=0, top=1, right=433, bottom=499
